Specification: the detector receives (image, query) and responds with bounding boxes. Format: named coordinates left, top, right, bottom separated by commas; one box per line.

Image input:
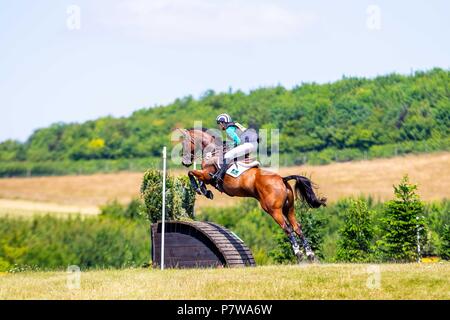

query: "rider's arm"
left=226, top=126, right=241, bottom=146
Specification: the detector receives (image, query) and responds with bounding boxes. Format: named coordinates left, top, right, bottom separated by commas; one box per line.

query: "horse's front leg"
left=188, top=169, right=214, bottom=199
left=188, top=170, right=202, bottom=195
left=199, top=181, right=214, bottom=199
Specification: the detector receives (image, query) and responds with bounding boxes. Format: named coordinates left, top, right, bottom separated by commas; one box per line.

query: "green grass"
left=1, top=263, right=449, bottom=300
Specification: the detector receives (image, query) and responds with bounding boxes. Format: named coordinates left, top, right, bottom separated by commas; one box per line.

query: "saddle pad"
left=226, top=161, right=260, bottom=178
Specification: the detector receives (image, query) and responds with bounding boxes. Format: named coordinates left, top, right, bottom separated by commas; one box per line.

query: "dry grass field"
left=0, top=199, right=99, bottom=217
left=0, top=152, right=448, bottom=215
left=0, top=264, right=449, bottom=300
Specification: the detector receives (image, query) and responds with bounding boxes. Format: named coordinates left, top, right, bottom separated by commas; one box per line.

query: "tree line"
left=0, top=68, right=448, bottom=171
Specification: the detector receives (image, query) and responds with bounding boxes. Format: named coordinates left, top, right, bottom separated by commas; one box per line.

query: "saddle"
left=204, top=151, right=259, bottom=191
left=212, top=157, right=260, bottom=192
left=219, top=159, right=260, bottom=178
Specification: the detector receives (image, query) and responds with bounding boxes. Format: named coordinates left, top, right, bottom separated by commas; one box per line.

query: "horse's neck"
left=192, top=130, right=217, bottom=152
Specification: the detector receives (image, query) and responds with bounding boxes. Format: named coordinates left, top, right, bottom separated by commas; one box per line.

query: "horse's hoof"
left=205, top=190, right=214, bottom=200
left=307, top=252, right=318, bottom=263
left=295, top=251, right=305, bottom=263
left=195, top=188, right=202, bottom=195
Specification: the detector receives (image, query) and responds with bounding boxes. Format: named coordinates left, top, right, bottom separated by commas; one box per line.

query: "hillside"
left=0, top=152, right=448, bottom=216
left=0, top=68, right=449, bottom=177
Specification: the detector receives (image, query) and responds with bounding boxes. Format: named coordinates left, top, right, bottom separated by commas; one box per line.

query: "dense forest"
left=0, top=68, right=448, bottom=175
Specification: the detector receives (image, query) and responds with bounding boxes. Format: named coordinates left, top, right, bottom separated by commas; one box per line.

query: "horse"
left=178, top=128, right=327, bottom=262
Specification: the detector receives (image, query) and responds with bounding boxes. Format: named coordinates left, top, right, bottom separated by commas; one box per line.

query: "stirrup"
left=215, top=180, right=225, bottom=193
left=209, top=171, right=219, bottom=179
left=214, top=173, right=226, bottom=185
left=210, top=162, right=227, bottom=181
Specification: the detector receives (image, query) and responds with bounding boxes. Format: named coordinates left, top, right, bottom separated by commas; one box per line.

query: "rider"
left=210, top=113, right=258, bottom=183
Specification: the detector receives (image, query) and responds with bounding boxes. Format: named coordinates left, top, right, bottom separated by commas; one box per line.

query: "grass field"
left=0, top=264, right=449, bottom=300
left=0, top=154, right=448, bottom=300
left=0, top=152, right=448, bottom=215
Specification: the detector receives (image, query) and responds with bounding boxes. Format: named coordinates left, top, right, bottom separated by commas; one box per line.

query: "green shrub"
left=336, top=199, right=375, bottom=262
left=0, top=257, right=10, bottom=272
left=268, top=231, right=296, bottom=264
left=100, top=198, right=145, bottom=220
left=140, top=169, right=196, bottom=222
left=377, top=175, right=427, bottom=262
left=423, top=200, right=450, bottom=256
left=0, top=215, right=149, bottom=271
left=297, top=203, right=327, bottom=258
left=125, top=198, right=146, bottom=220
left=100, top=200, right=126, bottom=218
left=439, top=224, right=450, bottom=260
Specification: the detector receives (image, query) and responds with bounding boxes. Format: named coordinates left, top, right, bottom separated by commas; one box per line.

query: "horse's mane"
left=186, top=127, right=210, bottom=132
left=186, top=127, right=220, bottom=139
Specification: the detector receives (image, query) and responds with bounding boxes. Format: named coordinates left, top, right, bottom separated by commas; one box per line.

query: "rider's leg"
left=210, top=157, right=228, bottom=181
left=226, top=142, right=257, bottom=159
left=210, top=142, right=257, bottom=180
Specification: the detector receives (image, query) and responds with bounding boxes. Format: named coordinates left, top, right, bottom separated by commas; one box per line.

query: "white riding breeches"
left=224, top=142, right=257, bottom=160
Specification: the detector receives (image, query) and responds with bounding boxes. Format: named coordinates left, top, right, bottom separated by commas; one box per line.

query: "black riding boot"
left=210, top=158, right=228, bottom=182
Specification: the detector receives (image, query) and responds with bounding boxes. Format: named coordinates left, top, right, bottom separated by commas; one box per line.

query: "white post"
left=417, top=216, right=421, bottom=263
left=161, top=146, right=167, bottom=270
left=192, top=161, right=197, bottom=217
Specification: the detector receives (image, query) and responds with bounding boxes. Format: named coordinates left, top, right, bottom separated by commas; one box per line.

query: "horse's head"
left=177, top=129, right=194, bottom=167
left=177, top=128, right=218, bottom=167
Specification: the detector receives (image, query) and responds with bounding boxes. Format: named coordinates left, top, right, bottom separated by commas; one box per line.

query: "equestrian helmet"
left=216, top=113, right=232, bottom=124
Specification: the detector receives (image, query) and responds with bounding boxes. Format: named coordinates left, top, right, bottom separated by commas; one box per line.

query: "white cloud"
left=95, top=0, right=317, bottom=42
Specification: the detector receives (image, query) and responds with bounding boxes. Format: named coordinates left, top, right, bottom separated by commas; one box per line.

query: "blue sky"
left=0, top=0, right=449, bottom=142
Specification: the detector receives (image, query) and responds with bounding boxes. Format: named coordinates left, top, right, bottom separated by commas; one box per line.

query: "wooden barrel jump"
left=151, top=221, right=256, bottom=268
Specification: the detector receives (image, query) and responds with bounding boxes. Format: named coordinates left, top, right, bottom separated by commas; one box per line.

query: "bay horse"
left=178, top=128, right=327, bottom=262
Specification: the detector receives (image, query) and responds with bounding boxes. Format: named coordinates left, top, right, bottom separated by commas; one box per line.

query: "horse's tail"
left=283, top=175, right=327, bottom=208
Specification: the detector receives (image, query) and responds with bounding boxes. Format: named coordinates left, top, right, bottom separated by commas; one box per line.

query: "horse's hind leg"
left=284, top=201, right=316, bottom=262
left=263, top=203, right=302, bottom=262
